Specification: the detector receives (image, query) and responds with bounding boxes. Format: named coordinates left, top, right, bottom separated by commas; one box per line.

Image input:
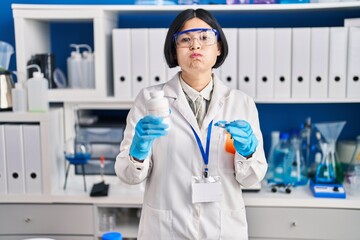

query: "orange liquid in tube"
left=225, top=132, right=236, bottom=154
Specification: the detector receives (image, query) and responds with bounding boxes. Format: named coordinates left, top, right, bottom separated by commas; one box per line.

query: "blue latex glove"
left=221, top=120, right=258, bottom=157
left=130, top=115, right=169, bottom=161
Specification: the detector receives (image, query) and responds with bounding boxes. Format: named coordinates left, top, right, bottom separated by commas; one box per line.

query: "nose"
left=190, top=38, right=201, bottom=50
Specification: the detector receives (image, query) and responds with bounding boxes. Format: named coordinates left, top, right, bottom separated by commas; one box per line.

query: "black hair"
left=164, top=8, right=228, bottom=69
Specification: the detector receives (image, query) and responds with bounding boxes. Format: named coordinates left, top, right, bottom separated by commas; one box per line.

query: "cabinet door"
left=246, top=207, right=360, bottom=240
left=0, top=204, right=94, bottom=235
left=0, top=236, right=94, bottom=240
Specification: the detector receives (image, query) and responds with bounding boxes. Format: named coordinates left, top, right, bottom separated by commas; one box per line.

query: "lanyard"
left=191, top=120, right=213, bottom=178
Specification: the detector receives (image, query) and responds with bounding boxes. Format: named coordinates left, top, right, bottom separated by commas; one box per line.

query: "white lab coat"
left=115, top=73, right=267, bottom=240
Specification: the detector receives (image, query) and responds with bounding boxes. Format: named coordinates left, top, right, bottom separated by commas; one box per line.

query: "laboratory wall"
left=1, top=0, right=360, bottom=155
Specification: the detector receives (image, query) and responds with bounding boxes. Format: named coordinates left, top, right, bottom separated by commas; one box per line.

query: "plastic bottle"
left=67, top=44, right=83, bottom=88
left=146, top=90, right=170, bottom=126
left=79, top=44, right=95, bottom=89
left=270, top=132, right=290, bottom=184
left=11, top=81, right=27, bottom=112
left=265, top=131, right=280, bottom=180
left=27, top=64, right=48, bottom=112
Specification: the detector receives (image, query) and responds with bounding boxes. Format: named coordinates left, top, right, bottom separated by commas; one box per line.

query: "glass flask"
left=283, top=135, right=308, bottom=186
left=314, top=121, right=346, bottom=184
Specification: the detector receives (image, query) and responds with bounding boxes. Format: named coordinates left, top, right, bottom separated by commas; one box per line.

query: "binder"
left=310, top=27, right=330, bottom=99
left=131, top=28, right=149, bottom=98
left=238, top=28, right=256, bottom=98
left=329, top=27, right=348, bottom=99
left=346, top=27, right=360, bottom=99
left=0, top=125, right=7, bottom=194
left=4, top=124, right=25, bottom=194
left=23, top=124, right=42, bottom=194
left=344, top=18, right=360, bottom=27
left=291, top=28, right=311, bottom=98
left=256, top=28, right=275, bottom=99
left=149, top=28, right=167, bottom=86
left=113, top=29, right=132, bottom=100
left=220, top=28, right=238, bottom=89
left=274, top=28, right=292, bottom=99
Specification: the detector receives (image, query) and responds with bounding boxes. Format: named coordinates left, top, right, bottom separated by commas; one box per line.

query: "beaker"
left=0, top=41, right=14, bottom=71
left=314, top=121, right=346, bottom=183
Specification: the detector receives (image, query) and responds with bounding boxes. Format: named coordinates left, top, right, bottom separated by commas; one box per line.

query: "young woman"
left=115, top=8, right=267, bottom=240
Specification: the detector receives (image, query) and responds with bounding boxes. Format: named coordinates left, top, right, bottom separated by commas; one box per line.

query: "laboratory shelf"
left=12, top=2, right=360, bottom=12
left=12, top=3, right=360, bottom=103
left=1, top=176, right=359, bottom=209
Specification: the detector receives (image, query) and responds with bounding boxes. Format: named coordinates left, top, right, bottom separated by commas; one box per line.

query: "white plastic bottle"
left=67, top=44, right=83, bottom=88
left=79, top=44, right=95, bottom=89
left=11, top=82, right=27, bottom=112
left=146, top=90, right=170, bottom=126
left=27, top=64, right=49, bottom=112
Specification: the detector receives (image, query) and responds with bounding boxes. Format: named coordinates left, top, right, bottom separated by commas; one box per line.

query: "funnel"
left=0, top=41, right=14, bottom=71
left=314, top=121, right=346, bottom=183
left=315, top=121, right=346, bottom=147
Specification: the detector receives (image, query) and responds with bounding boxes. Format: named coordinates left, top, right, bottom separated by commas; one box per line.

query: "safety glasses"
left=173, top=28, right=219, bottom=48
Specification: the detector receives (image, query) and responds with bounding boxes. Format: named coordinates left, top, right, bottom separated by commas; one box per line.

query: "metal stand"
left=63, top=162, right=87, bottom=192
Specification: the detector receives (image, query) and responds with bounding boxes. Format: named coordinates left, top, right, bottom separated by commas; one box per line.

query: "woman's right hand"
left=130, top=115, right=169, bottom=161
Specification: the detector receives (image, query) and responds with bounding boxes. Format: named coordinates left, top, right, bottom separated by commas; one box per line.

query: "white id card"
left=192, top=177, right=223, bottom=203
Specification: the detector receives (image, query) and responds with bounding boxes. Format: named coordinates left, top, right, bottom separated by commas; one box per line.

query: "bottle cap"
left=71, top=51, right=81, bottom=59
left=150, top=90, right=164, bottom=98
left=102, top=231, right=122, bottom=240
left=271, top=131, right=280, bottom=138
left=280, top=132, right=289, bottom=140
left=82, top=51, right=90, bottom=58
left=33, top=71, right=44, bottom=79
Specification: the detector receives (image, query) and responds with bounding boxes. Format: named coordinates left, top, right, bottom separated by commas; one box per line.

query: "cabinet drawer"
left=0, top=204, right=94, bottom=235
left=0, top=236, right=94, bottom=240
left=246, top=207, right=360, bottom=240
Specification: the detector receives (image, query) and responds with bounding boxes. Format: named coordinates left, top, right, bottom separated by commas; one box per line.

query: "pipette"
left=100, top=155, right=105, bottom=181
left=214, top=120, right=230, bottom=128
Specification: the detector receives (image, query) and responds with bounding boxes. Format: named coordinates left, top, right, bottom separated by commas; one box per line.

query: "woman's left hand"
left=224, top=120, right=258, bottom=158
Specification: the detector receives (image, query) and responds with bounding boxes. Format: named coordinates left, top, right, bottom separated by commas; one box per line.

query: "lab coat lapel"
left=163, top=73, right=201, bottom=133
left=201, top=74, right=229, bottom=129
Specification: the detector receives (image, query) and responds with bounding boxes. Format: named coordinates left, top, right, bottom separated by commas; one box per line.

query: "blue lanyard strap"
left=191, top=120, right=213, bottom=167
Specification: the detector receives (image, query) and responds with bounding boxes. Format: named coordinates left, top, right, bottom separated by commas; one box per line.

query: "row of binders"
left=113, top=27, right=360, bottom=100
left=0, top=124, right=43, bottom=195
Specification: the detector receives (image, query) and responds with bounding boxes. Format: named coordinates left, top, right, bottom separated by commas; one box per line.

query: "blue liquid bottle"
left=270, top=132, right=290, bottom=184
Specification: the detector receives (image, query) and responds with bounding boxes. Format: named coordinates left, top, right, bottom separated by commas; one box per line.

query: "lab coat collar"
left=163, top=72, right=230, bottom=133
left=179, top=75, right=213, bottom=102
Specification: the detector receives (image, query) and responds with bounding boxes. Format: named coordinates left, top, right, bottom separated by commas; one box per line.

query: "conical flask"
left=314, top=121, right=346, bottom=183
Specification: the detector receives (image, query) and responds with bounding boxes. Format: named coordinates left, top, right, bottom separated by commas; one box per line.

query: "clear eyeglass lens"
left=175, top=30, right=217, bottom=48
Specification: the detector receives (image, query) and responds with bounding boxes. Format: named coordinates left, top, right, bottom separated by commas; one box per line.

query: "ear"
left=217, top=42, right=221, bottom=56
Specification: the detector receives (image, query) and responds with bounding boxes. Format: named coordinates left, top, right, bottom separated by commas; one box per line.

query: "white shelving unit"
left=0, top=109, right=64, bottom=196
left=12, top=3, right=360, bottom=103
left=7, top=3, right=360, bottom=240
left=12, top=6, right=117, bottom=101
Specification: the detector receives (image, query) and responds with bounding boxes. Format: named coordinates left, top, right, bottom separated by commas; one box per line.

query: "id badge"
left=192, top=176, right=223, bottom=203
